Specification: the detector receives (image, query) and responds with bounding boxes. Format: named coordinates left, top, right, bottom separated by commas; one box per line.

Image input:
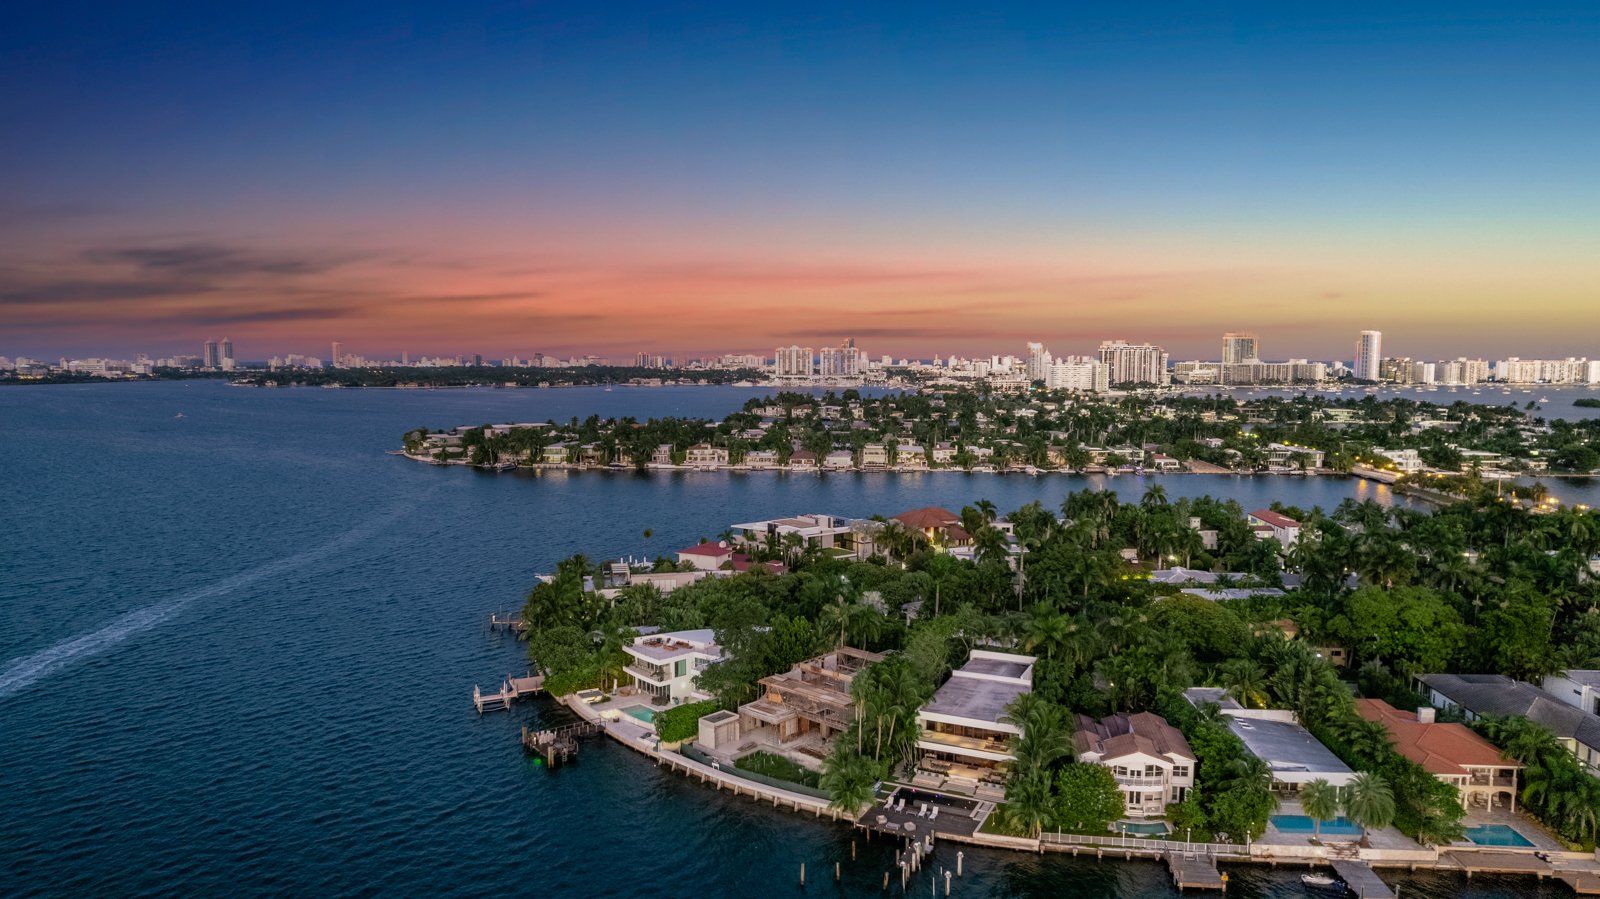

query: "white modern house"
left=727, top=514, right=855, bottom=554
left=916, top=651, right=1036, bottom=775
left=623, top=629, right=724, bottom=705
left=1073, top=712, right=1196, bottom=816
left=1542, top=670, right=1600, bottom=717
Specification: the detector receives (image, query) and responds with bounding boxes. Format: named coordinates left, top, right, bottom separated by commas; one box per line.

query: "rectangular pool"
left=622, top=705, right=657, bottom=724
left=1114, top=821, right=1171, bottom=836
left=1270, top=815, right=1363, bottom=836
left=1465, top=824, right=1535, bottom=848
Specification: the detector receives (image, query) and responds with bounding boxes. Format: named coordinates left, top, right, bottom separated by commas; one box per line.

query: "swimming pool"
left=1270, top=815, right=1363, bottom=836
left=1113, top=821, right=1171, bottom=836
left=1465, top=824, right=1535, bottom=847
left=622, top=705, right=657, bottom=724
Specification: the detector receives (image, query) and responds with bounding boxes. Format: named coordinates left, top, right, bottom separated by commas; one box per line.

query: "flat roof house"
left=738, top=647, right=884, bottom=748
left=916, top=650, right=1036, bottom=789
left=1183, top=688, right=1354, bottom=791
left=1542, top=670, right=1600, bottom=717
left=624, top=629, right=723, bottom=706
left=1419, top=673, right=1600, bottom=777
left=1073, top=712, right=1196, bottom=817
left=1356, top=699, right=1522, bottom=809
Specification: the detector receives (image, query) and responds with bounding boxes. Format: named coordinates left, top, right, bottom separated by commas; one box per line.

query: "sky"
left=2, top=1, right=1597, bottom=362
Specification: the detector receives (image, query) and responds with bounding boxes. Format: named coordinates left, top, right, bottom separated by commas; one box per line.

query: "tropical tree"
left=1342, top=771, right=1396, bottom=832
left=820, top=742, right=878, bottom=813
left=1300, top=778, right=1341, bottom=840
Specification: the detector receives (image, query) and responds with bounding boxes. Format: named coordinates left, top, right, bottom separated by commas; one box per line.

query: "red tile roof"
left=679, top=543, right=733, bottom=557
left=1355, top=699, right=1519, bottom=776
left=893, top=507, right=960, bottom=530
left=1249, top=509, right=1300, bottom=529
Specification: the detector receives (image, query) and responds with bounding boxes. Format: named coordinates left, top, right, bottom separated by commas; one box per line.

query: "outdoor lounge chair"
left=929, top=806, right=939, bottom=821
left=917, top=803, right=928, bottom=818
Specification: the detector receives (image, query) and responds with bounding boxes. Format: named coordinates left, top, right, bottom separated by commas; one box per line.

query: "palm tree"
left=997, top=771, right=1054, bottom=838
left=1342, top=772, right=1396, bottom=832
left=820, top=745, right=878, bottom=813
left=1300, top=778, right=1340, bottom=840
left=1217, top=658, right=1269, bottom=709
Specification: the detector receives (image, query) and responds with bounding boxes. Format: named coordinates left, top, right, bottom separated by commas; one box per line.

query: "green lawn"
left=735, top=751, right=821, bottom=789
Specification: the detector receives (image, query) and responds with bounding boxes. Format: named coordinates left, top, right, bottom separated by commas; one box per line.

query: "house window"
left=1173, top=766, right=1189, bottom=779
left=675, top=659, right=687, bottom=678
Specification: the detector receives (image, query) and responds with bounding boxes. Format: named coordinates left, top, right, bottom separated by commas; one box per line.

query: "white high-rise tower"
left=1355, top=330, right=1383, bottom=381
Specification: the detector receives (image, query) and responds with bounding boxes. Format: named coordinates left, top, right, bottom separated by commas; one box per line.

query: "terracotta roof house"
left=893, top=507, right=973, bottom=548
left=1073, top=712, right=1196, bottom=816
left=1247, top=509, right=1301, bottom=546
left=676, top=541, right=735, bottom=571
left=1356, top=699, right=1522, bottom=810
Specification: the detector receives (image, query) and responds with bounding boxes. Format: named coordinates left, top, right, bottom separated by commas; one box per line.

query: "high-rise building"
left=202, top=340, right=220, bottom=369
left=1354, top=331, right=1382, bottom=381
left=1096, top=340, right=1169, bottom=386
left=331, top=341, right=344, bottom=368
left=1025, top=342, right=1052, bottom=381
left=1044, top=357, right=1106, bottom=392
left=219, top=337, right=235, bottom=370
left=774, top=346, right=813, bottom=378
left=818, top=343, right=859, bottom=378
left=1222, top=333, right=1259, bottom=365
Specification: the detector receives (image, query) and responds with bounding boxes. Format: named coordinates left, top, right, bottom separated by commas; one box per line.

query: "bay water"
left=0, top=382, right=1577, bottom=897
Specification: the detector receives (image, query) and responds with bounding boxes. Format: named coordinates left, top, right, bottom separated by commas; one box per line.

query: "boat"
left=173, top=412, right=185, bottom=419
left=1300, top=872, right=1347, bottom=896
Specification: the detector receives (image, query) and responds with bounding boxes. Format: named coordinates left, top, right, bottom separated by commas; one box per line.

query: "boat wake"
left=0, top=502, right=412, bottom=701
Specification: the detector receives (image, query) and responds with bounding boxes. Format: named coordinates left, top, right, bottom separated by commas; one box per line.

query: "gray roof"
left=1420, top=674, right=1600, bottom=749
left=923, top=676, right=1028, bottom=726
left=1560, top=670, right=1600, bottom=688
left=1227, top=717, right=1354, bottom=782
left=1183, top=687, right=1243, bottom=711
left=960, top=657, right=1031, bottom=679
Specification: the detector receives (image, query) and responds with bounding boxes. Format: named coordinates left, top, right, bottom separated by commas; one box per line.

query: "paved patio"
left=859, top=786, right=988, bottom=840
left=1255, top=798, right=1423, bottom=853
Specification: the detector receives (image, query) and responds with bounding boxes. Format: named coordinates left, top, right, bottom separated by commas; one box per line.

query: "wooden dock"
left=472, top=674, right=545, bottom=713
left=488, top=612, right=527, bottom=635
left=1330, top=861, right=1396, bottom=899
left=521, top=720, right=606, bottom=768
left=1165, top=851, right=1226, bottom=891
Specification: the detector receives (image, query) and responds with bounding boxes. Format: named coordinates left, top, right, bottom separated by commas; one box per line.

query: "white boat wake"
left=0, top=503, right=410, bottom=701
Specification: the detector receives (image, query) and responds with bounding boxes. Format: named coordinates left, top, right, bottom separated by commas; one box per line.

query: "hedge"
left=654, top=700, right=722, bottom=742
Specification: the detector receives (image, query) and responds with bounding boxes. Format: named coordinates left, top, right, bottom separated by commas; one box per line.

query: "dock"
left=1440, top=849, right=1553, bottom=878
left=488, top=612, right=527, bottom=635
left=1558, top=870, right=1600, bottom=895
left=472, top=674, right=545, bottom=713
left=1165, top=851, right=1226, bottom=891
left=521, top=720, right=606, bottom=768
left=1330, top=861, right=1396, bottom=899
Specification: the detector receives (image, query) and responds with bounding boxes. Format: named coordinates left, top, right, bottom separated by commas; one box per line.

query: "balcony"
left=1465, top=774, right=1518, bottom=789
left=1114, top=774, right=1171, bottom=789
left=919, top=729, right=1012, bottom=756
left=626, top=662, right=670, bottom=684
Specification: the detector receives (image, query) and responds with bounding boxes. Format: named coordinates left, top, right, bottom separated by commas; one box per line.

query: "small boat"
left=173, top=412, right=185, bottom=419
left=1300, top=872, right=1347, bottom=896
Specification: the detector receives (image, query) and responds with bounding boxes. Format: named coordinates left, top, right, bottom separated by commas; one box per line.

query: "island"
left=498, top=487, right=1600, bottom=886
left=402, top=388, right=1600, bottom=478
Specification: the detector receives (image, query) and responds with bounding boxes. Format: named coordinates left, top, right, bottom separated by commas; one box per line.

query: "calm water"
left=0, top=382, right=1573, bottom=897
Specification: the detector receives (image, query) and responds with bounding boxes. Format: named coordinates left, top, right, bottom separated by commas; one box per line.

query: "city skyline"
left=3, top=2, right=1598, bottom=359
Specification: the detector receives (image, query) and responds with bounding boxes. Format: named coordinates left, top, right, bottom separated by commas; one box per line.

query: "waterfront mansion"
left=623, top=629, right=723, bottom=705
left=1073, top=712, right=1196, bottom=817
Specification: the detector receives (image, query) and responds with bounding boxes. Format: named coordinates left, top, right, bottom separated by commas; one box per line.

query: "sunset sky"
left=2, top=1, right=1597, bottom=361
